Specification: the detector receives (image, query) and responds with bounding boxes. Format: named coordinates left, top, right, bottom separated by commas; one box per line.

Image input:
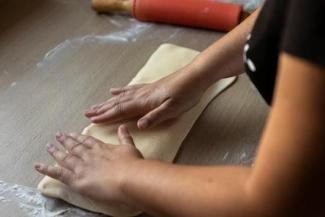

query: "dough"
left=37, top=44, right=236, bottom=217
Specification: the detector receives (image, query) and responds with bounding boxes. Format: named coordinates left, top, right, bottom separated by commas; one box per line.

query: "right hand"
left=85, top=68, right=207, bottom=129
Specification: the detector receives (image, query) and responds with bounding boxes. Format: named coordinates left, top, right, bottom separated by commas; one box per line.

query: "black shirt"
left=244, top=0, right=325, bottom=105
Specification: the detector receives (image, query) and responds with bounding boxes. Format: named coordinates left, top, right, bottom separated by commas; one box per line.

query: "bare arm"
left=36, top=54, right=325, bottom=216
left=248, top=54, right=325, bottom=215
left=85, top=10, right=260, bottom=127
left=183, top=8, right=260, bottom=90
left=99, top=54, right=319, bottom=217
left=119, top=54, right=325, bottom=217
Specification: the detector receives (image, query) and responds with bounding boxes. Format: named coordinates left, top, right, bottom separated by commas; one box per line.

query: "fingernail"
left=139, top=119, right=148, bottom=129
left=56, top=133, right=65, bottom=142
left=69, top=132, right=77, bottom=137
left=120, top=125, right=128, bottom=132
left=35, top=164, right=42, bottom=170
left=46, top=143, right=54, bottom=150
left=56, top=132, right=62, bottom=138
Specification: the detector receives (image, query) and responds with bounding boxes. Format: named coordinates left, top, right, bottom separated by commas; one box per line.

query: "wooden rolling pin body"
left=92, top=0, right=133, bottom=12
left=92, top=0, right=242, bottom=31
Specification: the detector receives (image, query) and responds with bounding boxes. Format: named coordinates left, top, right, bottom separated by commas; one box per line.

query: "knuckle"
left=50, top=148, right=57, bottom=156
left=138, top=90, right=149, bottom=99
left=111, top=97, right=119, bottom=108
left=139, top=96, right=149, bottom=107
left=63, top=154, right=74, bottom=164
left=119, top=89, right=127, bottom=97
left=139, top=97, right=153, bottom=110
left=71, top=145, right=81, bottom=154
left=56, top=167, right=64, bottom=181
left=53, top=152, right=62, bottom=161
left=73, top=167, right=84, bottom=179
left=113, top=102, right=124, bottom=116
left=76, top=134, right=85, bottom=141
left=84, top=136, right=94, bottom=144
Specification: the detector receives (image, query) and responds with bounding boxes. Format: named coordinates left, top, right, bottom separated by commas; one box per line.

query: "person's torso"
left=244, top=0, right=290, bottom=105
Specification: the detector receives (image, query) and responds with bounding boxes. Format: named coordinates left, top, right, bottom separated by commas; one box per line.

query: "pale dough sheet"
left=38, top=44, right=236, bottom=217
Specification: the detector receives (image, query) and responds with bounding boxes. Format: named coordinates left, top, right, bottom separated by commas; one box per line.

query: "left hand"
left=35, top=125, right=143, bottom=204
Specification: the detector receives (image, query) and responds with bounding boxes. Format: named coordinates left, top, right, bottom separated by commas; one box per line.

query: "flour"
left=37, top=20, right=152, bottom=68
left=0, top=180, right=104, bottom=217
left=10, top=82, right=17, bottom=87
left=2, top=70, right=9, bottom=75
left=240, top=152, right=247, bottom=160
left=217, top=0, right=265, bottom=12
left=222, top=152, right=229, bottom=161
left=239, top=152, right=253, bottom=165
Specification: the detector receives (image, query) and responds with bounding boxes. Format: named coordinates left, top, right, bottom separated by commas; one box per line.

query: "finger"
left=88, top=94, right=133, bottom=117
left=85, top=110, right=97, bottom=117
left=85, top=109, right=99, bottom=117
left=35, top=163, right=73, bottom=185
left=90, top=101, right=141, bottom=124
left=55, top=133, right=86, bottom=157
left=46, top=143, right=79, bottom=170
left=118, top=125, right=135, bottom=146
left=95, top=96, right=130, bottom=115
left=68, top=133, right=103, bottom=149
left=86, top=84, right=144, bottom=116
left=137, top=99, right=173, bottom=129
left=110, top=84, right=144, bottom=95
left=86, top=85, right=136, bottom=116
left=85, top=102, right=107, bottom=117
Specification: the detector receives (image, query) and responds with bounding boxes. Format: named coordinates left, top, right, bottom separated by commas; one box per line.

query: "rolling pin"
left=92, top=0, right=247, bottom=31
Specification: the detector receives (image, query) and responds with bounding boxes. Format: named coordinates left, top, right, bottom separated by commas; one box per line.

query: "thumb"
left=137, top=99, right=173, bottom=129
left=118, top=125, right=135, bottom=146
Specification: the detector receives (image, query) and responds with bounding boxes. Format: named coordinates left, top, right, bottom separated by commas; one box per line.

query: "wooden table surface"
left=0, top=0, right=268, bottom=216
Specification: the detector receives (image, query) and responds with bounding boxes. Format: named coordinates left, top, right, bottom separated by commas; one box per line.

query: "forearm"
left=121, top=160, right=255, bottom=217
left=181, top=8, right=260, bottom=90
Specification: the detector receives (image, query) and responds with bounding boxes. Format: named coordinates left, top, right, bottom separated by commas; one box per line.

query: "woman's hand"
left=85, top=67, right=206, bottom=129
left=35, top=125, right=143, bottom=204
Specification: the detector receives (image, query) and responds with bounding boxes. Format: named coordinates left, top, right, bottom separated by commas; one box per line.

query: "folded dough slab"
left=38, top=44, right=236, bottom=217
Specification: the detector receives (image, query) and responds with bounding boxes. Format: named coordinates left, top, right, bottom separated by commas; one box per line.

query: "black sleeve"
left=281, top=0, right=325, bottom=66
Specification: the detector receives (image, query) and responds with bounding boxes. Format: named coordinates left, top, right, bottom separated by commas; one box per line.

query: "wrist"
left=118, top=159, right=146, bottom=205
left=186, top=60, right=222, bottom=91
left=118, top=159, right=169, bottom=208
left=173, top=62, right=215, bottom=93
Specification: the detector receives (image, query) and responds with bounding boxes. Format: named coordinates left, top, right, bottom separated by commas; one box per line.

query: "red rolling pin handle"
left=132, top=0, right=242, bottom=31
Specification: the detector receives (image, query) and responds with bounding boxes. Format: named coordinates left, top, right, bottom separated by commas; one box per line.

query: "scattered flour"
left=217, top=0, right=265, bottom=12
left=222, top=152, right=229, bottom=161
left=10, top=82, right=17, bottom=87
left=2, top=70, right=9, bottom=75
left=37, top=21, right=152, bottom=68
left=0, top=180, right=105, bottom=217
left=240, top=152, right=247, bottom=160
